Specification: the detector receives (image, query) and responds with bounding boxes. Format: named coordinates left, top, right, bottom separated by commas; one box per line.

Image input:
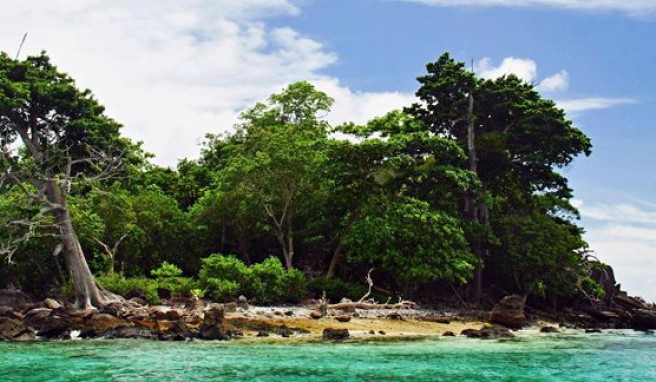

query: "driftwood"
left=328, top=301, right=417, bottom=311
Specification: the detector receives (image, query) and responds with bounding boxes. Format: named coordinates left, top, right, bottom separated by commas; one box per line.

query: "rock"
left=226, top=329, right=244, bottom=338
left=0, top=289, right=33, bottom=311
left=0, top=317, right=35, bottom=341
left=88, top=314, right=131, bottom=333
left=24, top=308, right=52, bottom=327
left=274, top=310, right=283, bottom=316
left=335, top=315, right=351, bottom=323
left=368, top=330, right=375, bottom=335
left=632, top=309, right=656, bottom=330
left=461, top=329, right=481, bottom=338
left=309, top=311, right=323, bottom=319
left=200, top=304, right=227, bottom=340
left=43, top=298, right=62, bottom=310
left=284, top=310, right=294, bottom=316
left=386, top=312, right=404, bottom=321
left=0, top=305, right=15, bottom=318
left=37, top=315, right=74, bottom=339
left=480, top=327, right=515, bottom=339
left=540, top=326, right=560, bottom=333
left=378, top=330, right=386, bottom=335
left=322, top=328, right=349, bottom=340
left=237, top=295, right=250, bottom=310
left=490, top=295, right=526, bottom=329
left=224, top=302, right=238, bottom=313
left=274, top=327, right=292, bottom=337
left=442, top=331, right=455, bottom=337
left=124, top=289, right=147, bottom=300
left=164, top=309, right=185, bottom=321
left=129, top=297, right=147, bottom=306
left=256, top=331, right=269, bottom=337
left=585, top=328, right=602, bottom=333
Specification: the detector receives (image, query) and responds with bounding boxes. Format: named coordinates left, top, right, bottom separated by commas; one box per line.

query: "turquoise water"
left=1, top=331, right=655, bottom=381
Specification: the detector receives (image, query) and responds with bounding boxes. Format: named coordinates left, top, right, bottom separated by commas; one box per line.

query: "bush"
left=96, top=273, right=160, bottom=304
left=198, top=255, right=252, bottom=301
left=197, top=254, right=308, bottom=304
left=308, top=277, right=369, bottom=303
left=151, top=261, right=183, bottom=278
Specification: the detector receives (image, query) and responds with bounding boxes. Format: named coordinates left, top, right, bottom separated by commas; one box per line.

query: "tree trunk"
left=465, top=92, right=485, bottom=305
left=46, top=180, right=116, bottom=309
left=326, top=209, right=362, bottom=279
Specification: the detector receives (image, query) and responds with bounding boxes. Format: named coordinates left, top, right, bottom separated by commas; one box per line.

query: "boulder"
left=0, top=306, right=20, bottom=319
left=24, top=308, right=52, bottom=327
left=442, top=331, right=455, bottom=337
left=540, top=326, right=560, bottom=333
left=200, top=304, right=227, bottom=340
left=479, top=327, right=515, bottom=339
left=37, top=315, right=74, bottom=339
left=224, top=302, right=238, bottom=313
left=632, top=309, right=656, bottom=330
left=335, top=315, right=351, bottom=323
left=490, top=295, right=526, bottom=328
left=237, top=295, right=249, bottom=310
left=460, top=329, right=481, bottom=338
left=322, top=328, right=349, bottom=340
left=43, top=298, right=62, bottom=310
left=0, top=317, right=35, bottom=341
left=0, top=289, right=33, bottom=311
left=164, top=309, right=185, bottom=321
left=309, top=311, right=323, bottom=319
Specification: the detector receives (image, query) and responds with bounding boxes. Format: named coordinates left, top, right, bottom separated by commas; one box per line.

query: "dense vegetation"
left=0, top=51, right=602, bottom=308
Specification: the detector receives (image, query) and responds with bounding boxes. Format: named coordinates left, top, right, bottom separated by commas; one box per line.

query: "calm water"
left=1, top=331, right=655, bottom=381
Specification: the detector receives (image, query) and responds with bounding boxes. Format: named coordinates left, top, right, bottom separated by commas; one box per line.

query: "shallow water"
left=1, top=331, right=655, bottom=381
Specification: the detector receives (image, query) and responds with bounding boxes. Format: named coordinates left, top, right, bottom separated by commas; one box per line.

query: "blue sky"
left=1, top=0, right=655, bottom=300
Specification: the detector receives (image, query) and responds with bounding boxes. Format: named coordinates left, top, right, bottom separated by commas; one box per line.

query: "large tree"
left=407, top=53, right=593, bottom=300
left=0, top=52, right=130, bottom=308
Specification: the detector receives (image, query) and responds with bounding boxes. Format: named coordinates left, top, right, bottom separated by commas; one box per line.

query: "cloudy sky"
left=1, top=0, right=655, bottom=301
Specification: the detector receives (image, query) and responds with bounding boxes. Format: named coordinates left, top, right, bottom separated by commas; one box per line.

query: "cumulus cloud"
left=399, top=0, right=656, bottom=15
left=536, top=70, right=569, bottom=92
left=0, top=1, right=409, bottom=166
left=474, top=57, right=538, bottom=82
left=577, top=199, right=656, bottom=302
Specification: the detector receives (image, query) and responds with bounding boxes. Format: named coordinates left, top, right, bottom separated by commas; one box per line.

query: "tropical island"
left=1, top=51, right=655, bottom=343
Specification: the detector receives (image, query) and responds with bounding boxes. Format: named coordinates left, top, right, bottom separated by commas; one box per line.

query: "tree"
left=407, top=53, right=592, bottom=300
left=215, top=82, right=333, bottom=269
left=0, top=52, right=129, bottom=308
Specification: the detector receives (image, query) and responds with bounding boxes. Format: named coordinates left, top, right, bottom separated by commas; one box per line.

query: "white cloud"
left=536, top=70, right=569, bottom=92
left=400, top=0, right=656, bottom=15
left=557, top=97, right=636, bottom=115
left=0, top=1, right=406, bottom=167
left=578, top=199, right=656, bottom=302
left=475, top=57, right=538, bottom=83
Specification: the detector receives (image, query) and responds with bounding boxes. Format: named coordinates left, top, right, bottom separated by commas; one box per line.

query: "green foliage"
left=198, top=254, right=308, bottom=303
left=151, top=261, right=184, bottom=278
left=96, top=273, right=160, bottom=304
left=347, top=196, right=477, bottom=285
left=308, top=277, right=369, bottom=303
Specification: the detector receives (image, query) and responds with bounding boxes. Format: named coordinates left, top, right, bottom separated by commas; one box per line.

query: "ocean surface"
left=1, top=330, right=655, bottom=381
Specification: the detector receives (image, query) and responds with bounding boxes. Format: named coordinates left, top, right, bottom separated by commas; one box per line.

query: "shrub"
left=308, top=277, right=369, bottom=303
left=96, top=273, right=160, bottom=304
left=197, top=254, right=308, bottom=304
left=198, top=254, right=252, bottom=301
left=151, top=261, right=183, bottom=278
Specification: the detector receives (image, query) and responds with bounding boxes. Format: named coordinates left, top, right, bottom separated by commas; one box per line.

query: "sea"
left=1, top=330, right=655, bottom=381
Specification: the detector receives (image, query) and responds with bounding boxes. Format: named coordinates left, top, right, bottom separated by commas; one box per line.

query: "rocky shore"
left=1, top=289, right=655, bottom=343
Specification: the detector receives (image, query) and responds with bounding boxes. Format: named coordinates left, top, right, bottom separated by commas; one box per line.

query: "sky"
left=1, top=0, right=655, bottom=301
